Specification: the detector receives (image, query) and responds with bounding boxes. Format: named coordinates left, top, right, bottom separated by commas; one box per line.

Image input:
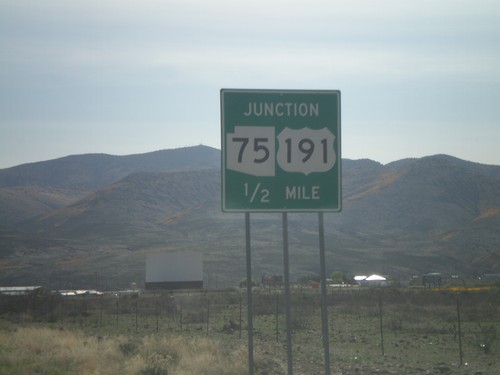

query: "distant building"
left=354, top=275, right=368, bottom=284
left=145, top=251, right=203, bottom=290
left=422, top=273, right=442, bottom=288
left=483, top=274, right=500, bottom=280
left=117, top=282, right=140, bottom=298
left=0, top=286, right=44, bottom=296
left=59, top=289, right=103, bottom=297
left=261, top=275, right=283, bottom=288
left=354, top=274, right=387, bottom=287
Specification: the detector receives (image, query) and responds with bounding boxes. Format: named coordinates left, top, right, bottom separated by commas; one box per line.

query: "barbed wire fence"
left=1, top=287, right=498, bottom=370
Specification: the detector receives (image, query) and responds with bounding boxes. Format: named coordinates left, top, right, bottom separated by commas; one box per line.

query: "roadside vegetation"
left=0, top=286, right=499, bottom=374
left=0, top=327, right=249, bottom=375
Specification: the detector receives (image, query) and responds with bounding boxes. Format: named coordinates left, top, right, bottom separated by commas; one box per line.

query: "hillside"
left=22, top=169, right=220, bottom=241
left=0, top=151, right=499, bottom=289
left=0, top=145, right=220, bottom=190
left=0, top=145, right=220, bottom=226
left=0, top=186, right=84, bottom=225
left=339, top=155, right=500, bottom=234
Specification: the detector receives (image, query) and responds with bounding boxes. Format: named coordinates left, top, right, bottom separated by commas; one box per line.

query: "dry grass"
left=1, top=289, right=498, bottom=374
left=0, top=327, right=249, bottom=375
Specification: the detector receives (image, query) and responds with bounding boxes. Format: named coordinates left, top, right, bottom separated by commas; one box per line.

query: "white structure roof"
left=365, top=274, right=386, bottom=281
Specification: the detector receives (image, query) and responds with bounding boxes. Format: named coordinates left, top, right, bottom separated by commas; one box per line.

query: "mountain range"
left=1, top=145, right=499, bottom=289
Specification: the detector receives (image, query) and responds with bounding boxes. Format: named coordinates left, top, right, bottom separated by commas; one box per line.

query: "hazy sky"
left=1, top=0, right=499, bottom=168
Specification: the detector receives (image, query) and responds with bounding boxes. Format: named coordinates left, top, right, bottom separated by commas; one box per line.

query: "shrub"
left=0, top=327, right=248, bottom=375
left=474, top=323, right=497, bottom=354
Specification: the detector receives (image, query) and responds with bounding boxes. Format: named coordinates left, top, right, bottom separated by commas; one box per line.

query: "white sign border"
left=220, top=88, right=342, bottom=213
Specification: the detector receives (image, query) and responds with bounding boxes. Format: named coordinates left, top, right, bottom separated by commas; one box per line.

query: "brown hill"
left=1, top=152, right=499, bottom=289
left=0, top=145, right=220, bottom=226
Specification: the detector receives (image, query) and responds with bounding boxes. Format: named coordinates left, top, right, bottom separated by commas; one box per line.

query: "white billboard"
left=145, top=251, right=203, bottom=288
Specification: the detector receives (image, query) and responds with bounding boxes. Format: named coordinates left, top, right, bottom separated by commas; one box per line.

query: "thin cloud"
left=0, top=0, right=499, bottom=167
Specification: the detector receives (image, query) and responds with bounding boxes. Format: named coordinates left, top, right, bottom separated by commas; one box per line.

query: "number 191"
left=285, top=138, right=328, bottom=163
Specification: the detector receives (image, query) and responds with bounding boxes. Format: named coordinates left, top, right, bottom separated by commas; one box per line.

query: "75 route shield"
left=221, top=89, right=341, bottom=212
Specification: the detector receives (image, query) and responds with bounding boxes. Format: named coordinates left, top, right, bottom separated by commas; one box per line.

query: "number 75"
left=233, top=137, right=270, bottom=164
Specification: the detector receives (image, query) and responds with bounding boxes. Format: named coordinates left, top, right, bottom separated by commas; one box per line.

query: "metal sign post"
left=221, top=89, right=341, bottom=375
left=318, top=212, right=331, bottom=374
left=282, top=213, right=293, bottom=374
left=245, top=212, right=254, bottom=374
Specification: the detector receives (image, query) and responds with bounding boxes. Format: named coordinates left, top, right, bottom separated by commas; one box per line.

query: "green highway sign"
left=221, top=89, right=341, bottom=212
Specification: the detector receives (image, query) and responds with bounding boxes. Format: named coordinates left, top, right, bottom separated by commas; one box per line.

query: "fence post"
left=99, top=297, right=103, bottom=327
left=456, top=295, right=463, bottom=366
left=275, top=292, right=279, bottom=342
left=239, top=293, right=242, bottom=339
left=60, top=298, right=64, bottom=326
left=180, top=299, right=183, bottom=333
left=135, top=300, right=138, bottom=333
left=206, top=299, right=210, bottom=336
left=379, top=293, right=385, bottom=356
left=156, top=299, right=160, bottom=332
left=115, top=300, right=119, bottom=329
left=84, top=300, right=88, bottom=327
